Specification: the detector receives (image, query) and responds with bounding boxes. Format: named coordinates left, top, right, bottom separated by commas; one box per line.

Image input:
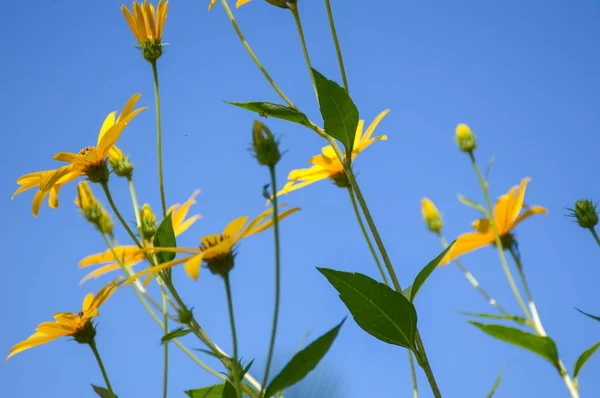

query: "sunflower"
left=6, top=279, right=120, bottom=360
left=127, top=205, right=300, bottom=280
left=13, top=94, right=145, bottom=217
left=122, top=1, right=169, bottom=61
left=277, top=110, right=389, bottom=196
left=79, top=190, right=201, bottom=283
left=441, top=178, right=547, bottom=265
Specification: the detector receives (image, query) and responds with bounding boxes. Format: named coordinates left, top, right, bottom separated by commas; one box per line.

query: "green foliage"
left=154, top=213, right=176, bottom=263
left=576, top=308, right=600, bottom=322
left=410, top=244, right=453, bottom=302
left=457, top=194, right=487, bottom=215
left=184, top=384, right=225, bottom=398
left=574, top=341, right=600, bottom=378
left=161, top=327, right=192, bottom=344
left=91, top=385, right=118, bottom=398
left=485, top=366, right=505, bottom=398
left=458, top=312, right=528, bottom=325
left=226, top=101, right=312, bottom=128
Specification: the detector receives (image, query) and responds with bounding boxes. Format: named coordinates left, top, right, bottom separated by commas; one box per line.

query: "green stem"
left=151, top=60, right=167, bottom=217
left=289, top=3, right=318, bottom=99
left=347, top=188, right=390, bottom=287
left=89, top=340, right=115, bottom=398
left=219, top=0, right=296, bottom=109
left=261, top=166, right=282, bottom=395
left=467, top=152, right=534, bottom=324
left=414, top=334, right=441, bottom=398
left=437, top=233, right=511, bottom=317
left=101, top=182, right=144, bottom=248
left=324, top=0, right=349, bottom=92
left=224, top=274, right=243, bottom=398
left=128, top=177, right=142, bottom=229
left=590, top=227, right=600, bottom=247
left=408, top=351, right=418, bottom=398
left=162, top=292, right=169, bottom=398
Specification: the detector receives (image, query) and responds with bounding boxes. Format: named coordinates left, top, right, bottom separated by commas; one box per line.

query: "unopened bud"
left=140, top=204, right=157, bottom=240
left=455, top=123, right=477, bottom=153
left=76, top=181, right=114, bottom=235
left=108, top=146, right=134, bottom=178
left=572, top=199, right=599, bottom=229
left=251, top=121, right=281, bottom=167
left=177, top=307, right=194, bottom=324
left=421, top=197, right=443, bottom=233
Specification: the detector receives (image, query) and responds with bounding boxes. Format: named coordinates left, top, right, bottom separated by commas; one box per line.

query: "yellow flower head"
left=13, top=94, right=146, bottom=217
left=441, top=178, right=547, bottom=265
left=79, top=190, right=201, bottom=284
left=122, top=0, right=169, bottom=61
left=127, top=205, right=299, bottom=281
left=421, top=197, right=443, bottom=233
left=277, top=110, right=389, bottom=196
left=76, top=181, right=114, bottom=235
left=6, top=279, right=120, bottom=360
left=455, top=123, right=477, bottom=153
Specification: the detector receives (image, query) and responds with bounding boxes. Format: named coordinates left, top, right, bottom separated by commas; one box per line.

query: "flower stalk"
left=151, top=61, right=168, bottom=217
left=89, top=340, right=116, bottom=398
left=224, top=274, right=243, bottom=398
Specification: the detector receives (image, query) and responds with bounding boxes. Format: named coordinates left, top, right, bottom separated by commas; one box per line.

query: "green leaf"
left=312, top=68, right=359, bottom=154
left=221, top=381, right=236, bottom=398
left=185, top=384, right=225, bottom=398
left=576, top=308, right=600, bottom=322
left=574, top=341, right=600, bottom=378
left=402, top=285, right=413, bottom=300
left=457, top=194, right=487, bottom=215
left=91, top=385, right=118, bottom=398
left=161, top=327, right=191, bottom=344
left=485, top=155, right=496, bottom=179
left=264, top=319, right=345, bottom=397
left=318, top=268, right=417, bottom=349
left=410, top=244, right=453, bottom=302
left=485, top=366, right=505, bottom=398
left=154, top=213, right=176, bottom=264
left=470, top=322, right=560, bottom=369
left=226, top=101, right=312, bottom=128
left=457, top=311, right=528, bottom=325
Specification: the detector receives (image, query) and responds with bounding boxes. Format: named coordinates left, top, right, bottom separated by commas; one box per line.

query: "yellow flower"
left=6, top=280, right=120, bottom=360
left=122, top=1, right=169, bottom=61
left=79, top=190, right=201, bottom=284
left=441, top=178, right=547, bottom=265
left=277, top=110, right=389, bottom=196
left=128, top=205, right=300, bottom=280
left=421, top=197, right=443, bottom=233
left=13, top=94, right=145, bottom=217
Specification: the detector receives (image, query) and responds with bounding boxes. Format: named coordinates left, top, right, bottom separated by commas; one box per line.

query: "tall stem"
left=261, top=167, right=282, bottom=394
left=89, top=340, right=115, bottom=398
left=590, top=227, right=600, bottom=247
left=324, top=0, right=349, bottom=92
left=437, top=233, right=511, bottom=316
left=162, top=292, right=169, bottom=398
left=347, top=187, right=389, bottom=286
left=219, top=0, right=296, bottom=109
left=467, top=153, right=533, bottom=324
left=128, top=177, right=142, bottom=229
left=224, top=274, right=243, bottom=398
left=408, top=351, right=418, bottom=398
left=290, top=4, right=318, bottom=99
left=101, top=182, right=143, bottom=248
left=151, top=60, right=167, bottom=217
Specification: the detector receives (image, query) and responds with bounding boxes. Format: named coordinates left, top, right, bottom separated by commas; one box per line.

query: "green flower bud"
left=251, top=121, right=281, bottom=167
left=455, top=123, right=477, bottom=153
left=572, top=199, right=599, bottom=229
left=140, top=204, right=157, bottom=240
left=76, top=181, right=114, bottom=236
left=108, top=146, right=134, bottom=178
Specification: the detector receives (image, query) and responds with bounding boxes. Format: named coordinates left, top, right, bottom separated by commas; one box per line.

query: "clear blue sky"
left=2, top=1, right=600, bottom=397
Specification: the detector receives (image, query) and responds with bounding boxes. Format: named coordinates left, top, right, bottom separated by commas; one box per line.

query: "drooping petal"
left=31, top=189, right=49, bottom=218
left=277, top=170, right=333, bottom=196
left=80, top=263, right=123, bottom=285
left=184, top=254, right=204, bottom=280
left=511, top=205, right=548, bottom=230
left=6, top=333, right=62, bottom=361
left=79, top=246, right=142, bottom=267
left=440, top=231, right=495, bottom=265
left=127, top=255, right=192, bottom=282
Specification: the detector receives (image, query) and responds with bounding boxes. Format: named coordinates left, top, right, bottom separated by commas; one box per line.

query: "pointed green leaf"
left=318, top=268, right=417, bottom=349
left=574, top=341, right=600, bottom=378
left=221, top=380, right=236, bottom=398
left=226, top=101, right=312, bottom=128
left=457, top=311, right=528, bottom=325
left=410, top=244, right=453, bottom=302
left=154, top=213, right=176, bottom=263
left=485, top=155, right=496, bottom=179
left=576, top=308, right=600, bottom=322
left=485, top=366, right=505, bottom=398
left=402, top=285, right=413, bottom=300
left=470, top=322, right=560, bottom=370
left=161, top=327, right=192, bottom=344
left=185, top=384, right=225, bottom=398
left=457, top=194, right=487, bottom=215
left=264, top=319, right=345, bottom=397
left=312, top=68, right=359, bottom=154
left=91, top=385, right=118, bottom=398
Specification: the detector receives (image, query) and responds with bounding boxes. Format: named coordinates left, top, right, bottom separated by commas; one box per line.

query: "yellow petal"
left=82, top=293, right=94, bottom=313
left=236, top=0, right=252, bottom=7
left=80, top=263, right=123, bottom=285
left=31, top=189, right=49, bottom=218
left=184, top=254, right=204, bottom=280
left=223, top=216, right=249, bottom=237
left=492, top=188, right=516, bottom=235
left=97, top=111, right=118, bottom=146
left=361, top=109, right=389, bottom=143
left=175, top=215, right=201, bottom=237
left=133, top=2, right=148, bottom=38
left=143, top=1, right=156, bottom=39
left=246, top=207, right=300, bottom=237
left=511, top=205, right=548, bottom=230
left=53, top=152, right=87, bottom=164
left=79, top=246, right=142, bottom=267
left=121, top=5, right=140, bottom=41
left=511, top=177, right=532, bottom=224
left=440, top=231, right=494, bottom=265
left=116, top=94, right=142, bottom=124
left=208, top=0, right=218, bottom=11
left=471, top=218, right=491, bottom=233
left=6, top=333, right=61, bottom=361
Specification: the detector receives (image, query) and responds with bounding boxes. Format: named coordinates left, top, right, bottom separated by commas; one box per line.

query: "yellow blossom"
left=421, top=197, right=443, bottom=233
left=455, top=123, right=477, bottom=153
left=122, top=1, right=169, bottom=61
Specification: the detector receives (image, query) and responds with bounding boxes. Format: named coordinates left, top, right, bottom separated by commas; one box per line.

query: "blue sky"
left=2, top=0, right=600, bottom=397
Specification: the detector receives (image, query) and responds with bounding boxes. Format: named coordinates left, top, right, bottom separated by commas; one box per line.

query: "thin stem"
left=437, top=233, right=511, bottom=316
left=467, top=153, right=534, bottom=324
left=414, top=334, right=441, bottom=398
left=162, top=292, right=169, bottom=398
left=151, top=60, right=167, bottom=217
left=347, top=187, right=389, bottom=286
left=324, top=0, right=349, bottom=92
left=219, top=0, right=296, bottom=108
left=101, top=182, right=144, bottom=248
left=408, top=351, right=418, bottom=398
left=590, top=227, right=600, bottom=247
left=289, top=3, right=318, bottom=99
left=261, top=166, right=282, bottom=394
left=128, top=177, right=142, bottom=229
left=89, top=341, right=115, bottom=398
left=224, top=274, right=243, bottom=398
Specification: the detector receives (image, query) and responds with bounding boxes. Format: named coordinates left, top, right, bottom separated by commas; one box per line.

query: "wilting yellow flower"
left=277, top=110, right=389, bottom=196
left=76, top=181, right=114, bottom=235
left=128, top=205, right=299, bottom=280
left=79, top=190, right=201, bottom=283
left=441, top=178, right=547, bottom=265
left=13, top=94, right=145, bottom=217
left=122, top=1, right=169, bottom=61
left=6, top=280, right=120, bottom=360
left=421, top=197, right=443, bottom=233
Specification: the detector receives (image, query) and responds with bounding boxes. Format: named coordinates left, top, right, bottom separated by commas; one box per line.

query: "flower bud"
left=108, top=146, right=134, bottom=178
left=455, top=123, right=477, bottom=153
left=177, top=307, right=194, bottom=325
left=421, top=197, right=443, bottom=233
left=251, top=121, right=281, bottom=167
left=572, top=199, right=599, bottom=229
left=76, top=181, right=114, bottom=235
left=140, top=204, right=157, bottom=240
